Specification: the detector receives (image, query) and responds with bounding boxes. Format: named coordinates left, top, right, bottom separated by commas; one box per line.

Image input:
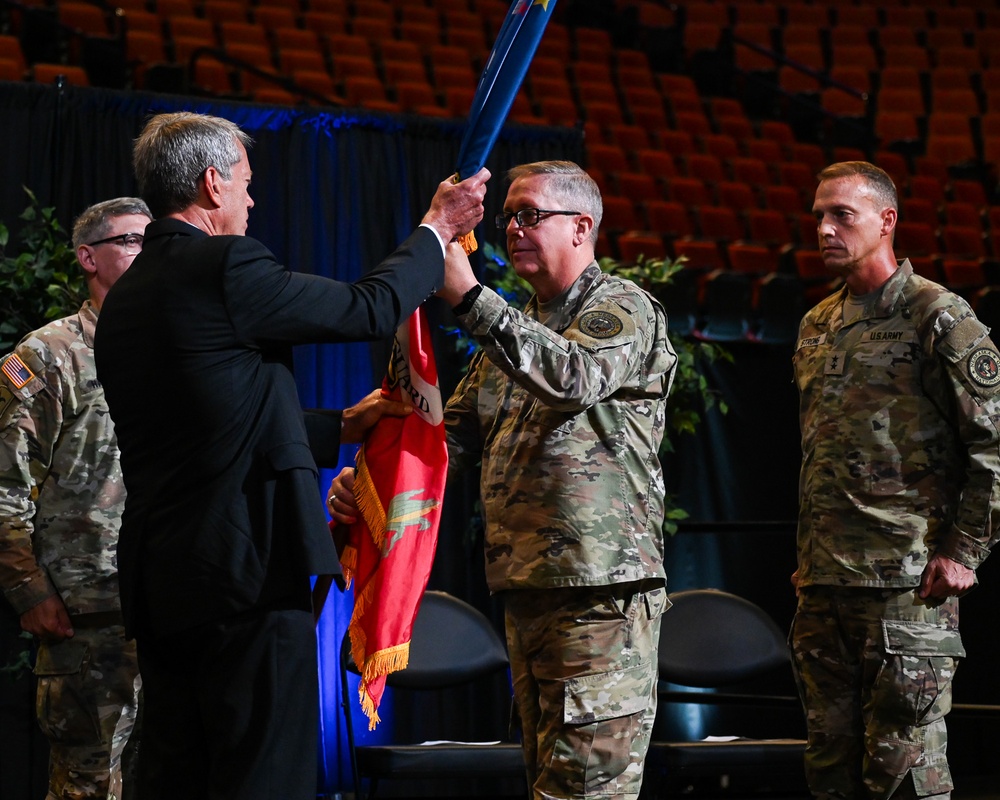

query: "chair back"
left=658, top=588, right=790, bottom=687
left=342, top=590, right=509, bottom=689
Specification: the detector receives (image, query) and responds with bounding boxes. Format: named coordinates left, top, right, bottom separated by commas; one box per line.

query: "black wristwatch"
left=452, top=283, right=483, bottom=315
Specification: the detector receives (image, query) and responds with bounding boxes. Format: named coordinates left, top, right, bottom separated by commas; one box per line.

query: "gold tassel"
left=450, top=172, right=479, bottom=256
left=457, top=230, right=478, bottom=255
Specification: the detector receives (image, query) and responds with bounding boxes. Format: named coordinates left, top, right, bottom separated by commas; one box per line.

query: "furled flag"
left=455, top=0, right=558, bottom=255
left=339, top=309, right=447, bottom=729
left=338, top=0, right=558, bottom=730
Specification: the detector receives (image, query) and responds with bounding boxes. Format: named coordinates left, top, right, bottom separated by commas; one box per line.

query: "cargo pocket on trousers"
left=872, top=620, right=965, bottom=726
left=556, top=662, right=655, bottom=793
left=34, top=638, right=101, bottom=744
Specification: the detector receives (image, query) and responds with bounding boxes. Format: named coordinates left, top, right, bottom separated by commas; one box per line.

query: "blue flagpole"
left=455, top=0, right=558, bottom=180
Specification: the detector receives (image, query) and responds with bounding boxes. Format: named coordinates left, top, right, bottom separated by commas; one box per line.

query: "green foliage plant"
left=0, top=189, right=82, bottom=677
left=0, top=188, right=86, bottom=351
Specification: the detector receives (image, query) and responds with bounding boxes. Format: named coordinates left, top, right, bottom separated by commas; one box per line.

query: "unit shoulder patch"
left=968, top=347, right=1000, bottom=388
left=579, top=309, right=625, bottom=339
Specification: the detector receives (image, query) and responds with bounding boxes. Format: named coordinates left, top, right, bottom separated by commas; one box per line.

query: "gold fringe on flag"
left=344, top=443, right=413, bottom=729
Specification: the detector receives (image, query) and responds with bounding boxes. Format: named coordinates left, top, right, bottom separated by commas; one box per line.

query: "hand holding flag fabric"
left=420, top=168, right=491, bottom=245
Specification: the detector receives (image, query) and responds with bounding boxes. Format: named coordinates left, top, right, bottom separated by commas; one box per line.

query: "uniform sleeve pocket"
left=563, top=662, right=654, bottom=724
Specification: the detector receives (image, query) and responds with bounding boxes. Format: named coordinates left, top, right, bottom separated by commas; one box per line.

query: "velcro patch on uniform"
left=0, top=383, right=14, bottom=422
left=1, top=353, right=34, bottom=389
left=968, top=348, right=1000, bottom=388
left=942, top=314, right=988, bottom=360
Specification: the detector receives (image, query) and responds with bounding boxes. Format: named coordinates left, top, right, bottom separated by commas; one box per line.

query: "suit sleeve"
left=223, top=227, right=444, bottom=346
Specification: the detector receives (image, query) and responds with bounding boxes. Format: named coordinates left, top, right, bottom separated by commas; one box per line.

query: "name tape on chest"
left=864, top=330, right=917, bottom=343
left=797, top=333, right=827, bottom=349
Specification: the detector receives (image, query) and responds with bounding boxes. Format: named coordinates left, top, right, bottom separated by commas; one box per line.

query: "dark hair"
left=816, top=161, right=898, bottom=211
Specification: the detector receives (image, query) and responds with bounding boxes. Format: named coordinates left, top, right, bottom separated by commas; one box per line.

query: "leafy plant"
left=445, top=245, right=733, bottom=535
left=0, top=188, right=85, bottom=351
left=0, top=632, right=34, bottom=682
left=597, top=253, right=732, bottom=455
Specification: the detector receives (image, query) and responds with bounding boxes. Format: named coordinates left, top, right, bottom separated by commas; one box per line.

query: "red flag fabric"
left=338, top=307, right=446, bottom=729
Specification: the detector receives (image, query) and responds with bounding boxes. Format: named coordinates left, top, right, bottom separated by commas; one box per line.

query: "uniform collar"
left=526, top=261, right=601, bottom=331
left=830, top=259, right=913, bottom=328
left=78, top=299, right=99, bottom=347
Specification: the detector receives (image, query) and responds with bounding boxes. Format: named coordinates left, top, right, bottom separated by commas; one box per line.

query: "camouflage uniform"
left=446, top=263, right=677, bottom=799
left=0, top=301, right=140, bottom=800
left=791, top=261, right=1000, bottom=799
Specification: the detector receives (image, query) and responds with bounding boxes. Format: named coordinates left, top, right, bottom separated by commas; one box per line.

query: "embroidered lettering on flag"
left=339, top=308, right=447, bottom=729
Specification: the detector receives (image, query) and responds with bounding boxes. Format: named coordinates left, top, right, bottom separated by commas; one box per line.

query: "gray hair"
left=71, top=197, right=151, bottom=249
left=506, top=160, right=603, bottom=246
left=133, top=112, right=253, bottom=217
left=817, top=161, right=898, bottom=211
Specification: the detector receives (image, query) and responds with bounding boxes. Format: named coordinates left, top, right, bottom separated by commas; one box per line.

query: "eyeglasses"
left=87, top=233, right=144, bottom=254
left=495, top=208, right=580, bottom=230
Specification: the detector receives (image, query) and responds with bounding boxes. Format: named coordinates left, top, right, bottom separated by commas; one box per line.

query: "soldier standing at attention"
left=0, top=198, right=151, bottom=799
left=329, top=160, right=677, bottom=799
left=790, top=161, right=1000, bottom=799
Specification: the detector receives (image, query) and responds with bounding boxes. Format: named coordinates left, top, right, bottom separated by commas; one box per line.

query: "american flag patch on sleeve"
left=1, top=354, right=35, bottom=389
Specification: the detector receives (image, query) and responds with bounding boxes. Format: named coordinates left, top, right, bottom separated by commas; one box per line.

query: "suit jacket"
left=95, top=218, right=443, bottom=639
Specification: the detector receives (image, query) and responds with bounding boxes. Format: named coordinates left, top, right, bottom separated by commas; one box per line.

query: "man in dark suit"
left=94, top=111, right=488, bottom=800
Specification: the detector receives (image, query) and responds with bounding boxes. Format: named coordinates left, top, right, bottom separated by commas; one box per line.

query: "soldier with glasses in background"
left=0, top=197, right=151, bottom=799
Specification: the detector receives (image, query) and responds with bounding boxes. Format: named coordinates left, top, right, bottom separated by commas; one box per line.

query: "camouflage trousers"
left=504, top=581, right=668, bottom=800
left=34, top=619, right=141, bottom=800
left=790, top=586, right=964, bottom=800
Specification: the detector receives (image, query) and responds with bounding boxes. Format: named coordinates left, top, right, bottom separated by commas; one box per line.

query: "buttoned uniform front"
left=445, top=261, right=677, bottom=799
left=0, top=301, right=139, bottom=799
left=94, top=217, right=445, bottom=800
left=791, top=259, right=1000, bottom=799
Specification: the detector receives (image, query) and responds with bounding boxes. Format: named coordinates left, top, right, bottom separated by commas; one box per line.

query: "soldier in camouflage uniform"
left=330, top=161, right=677, bottom=799
left=790, top=162, right=1000, bottom=800
left=0, top=197, right=151, bottom=799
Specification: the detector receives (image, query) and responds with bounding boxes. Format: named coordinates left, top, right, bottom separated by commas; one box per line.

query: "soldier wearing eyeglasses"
left=0, top=197, right=151, bottom=799
left=330, top=160, right=678, bottom=799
